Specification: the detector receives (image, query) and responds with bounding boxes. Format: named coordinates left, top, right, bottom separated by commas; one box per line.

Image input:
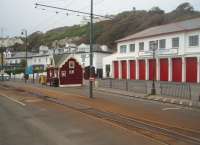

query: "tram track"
left=0, top=84, right=200, bottom=145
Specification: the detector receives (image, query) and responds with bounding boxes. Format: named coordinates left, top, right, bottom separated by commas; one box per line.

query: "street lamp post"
left=21, top=29, right=28, bottom=84
left=0, top=37, right=5, bottom=81
left=151, top=42, right=156, bottom=95
left=0, top=47, right=4, bottom=81
left=89, top=0, right=94, bottom=98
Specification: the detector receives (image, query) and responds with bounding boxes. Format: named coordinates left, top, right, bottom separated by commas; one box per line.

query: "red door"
left=160, top=59, right=168, bottom=81
left=121, top=61, right=127, bottom=79
left=139, top=60, right=145, bottom=80
left=149, top=59, right=156, bottom=80
left=130, top=60, right=136, bottom=80
left=186, top=57, right=197, bottom=83
left=114, top=61, right=119, bottom=79
left=172, top=58, right=182, bottom=82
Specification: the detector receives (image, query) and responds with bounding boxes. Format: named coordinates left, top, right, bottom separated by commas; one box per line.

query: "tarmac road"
left=0, top=94, right=160, bottom=145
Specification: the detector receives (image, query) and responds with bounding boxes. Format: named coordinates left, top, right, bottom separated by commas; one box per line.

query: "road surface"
left=0, top=91, right=160, bottom=145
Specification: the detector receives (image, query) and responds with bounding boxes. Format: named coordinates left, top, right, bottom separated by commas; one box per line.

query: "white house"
left=103, top=17, right=200, bottom=83
left=4, top=45, right=52, bottom=72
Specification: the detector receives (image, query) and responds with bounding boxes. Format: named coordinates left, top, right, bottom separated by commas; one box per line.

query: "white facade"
left=103, top=29, right=200, bottom=83
left=4, top=46, right=52, bottom=69
left=72, top=52, right=110, bottom=70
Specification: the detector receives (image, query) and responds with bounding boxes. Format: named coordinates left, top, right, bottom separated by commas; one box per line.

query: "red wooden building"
left=47, top=54, right=83, bottom=87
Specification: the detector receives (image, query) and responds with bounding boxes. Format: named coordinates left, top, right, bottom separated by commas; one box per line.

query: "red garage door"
left=121, top=60, right=127, bottom=79
left=139, top=60, right=145, bottom=80
left=172, top=58, right=182, bottom=82
left=149, top=59, right=156, bottom=80
left=160, top=59, right=168, bottom=81
left=186, top=57, right=197, bottom=83
left=130, top=60, right=136, bottom=80
left=114, top=61, right=119, bottom=79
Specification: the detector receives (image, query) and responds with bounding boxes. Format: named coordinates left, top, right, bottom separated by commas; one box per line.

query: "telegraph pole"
left=22, top=29, right=28, bottom=83
left=89, top=0, right=94, bottom=98
left=1, top=28, right=4, bottom=81
left=151, top=43, right=156, bottom=95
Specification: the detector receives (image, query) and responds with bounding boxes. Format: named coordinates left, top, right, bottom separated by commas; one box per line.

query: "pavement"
left=2, top=80, right=200, bottom=133
left=95, top=87, right=200, bottom=109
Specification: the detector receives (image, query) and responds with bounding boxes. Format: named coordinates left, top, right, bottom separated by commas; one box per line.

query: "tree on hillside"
left=149, top=7, right=165, bottom=14
left=176, top=2, right=194, bottom=12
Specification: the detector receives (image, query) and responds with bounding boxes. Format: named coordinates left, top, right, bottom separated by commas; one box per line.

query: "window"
left=120, top=45, right=127, bottom=53
left=105, top=65, right=110, bottom=77
left=172, top=37, right=179, bottom=48
left=149, top=41, right=158, bottom=50
left=159, top=39, right=166, bottom=49
left=189, top=35, right=199, bottom=46
left=139, top=42, right=144, bottom=51
left=129, top=44, right=135, bottom=52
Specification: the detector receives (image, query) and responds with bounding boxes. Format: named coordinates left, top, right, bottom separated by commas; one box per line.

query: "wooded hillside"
left=17, top=2, right=200, bottom=51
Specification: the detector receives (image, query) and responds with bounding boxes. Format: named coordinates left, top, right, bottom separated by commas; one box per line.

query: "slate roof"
left=53, top=53, right=70, bottom=67
left=117, top=17, right=200, bottom=42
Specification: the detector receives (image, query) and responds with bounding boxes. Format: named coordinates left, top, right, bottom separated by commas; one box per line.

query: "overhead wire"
left=32, top=0, right=112, bottom=34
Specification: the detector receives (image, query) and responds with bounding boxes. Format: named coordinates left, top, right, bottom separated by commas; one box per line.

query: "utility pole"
left=89, top=0, right=94, bottom=98
left=151, top=42, right=156, bottom=95
left=1, top=28, right=4, bottom=81
left=21, top=29, right=28, bottom=83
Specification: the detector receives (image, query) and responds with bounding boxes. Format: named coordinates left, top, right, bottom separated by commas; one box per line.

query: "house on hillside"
left=103, top=17, right=200, bottom=83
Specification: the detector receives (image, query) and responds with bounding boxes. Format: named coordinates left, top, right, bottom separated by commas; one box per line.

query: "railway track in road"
left=0, top=84, right=200, bottom=145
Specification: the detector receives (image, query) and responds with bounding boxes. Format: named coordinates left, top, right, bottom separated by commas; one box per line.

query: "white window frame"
left=120, top=45, right=127, bottom=53
left=172, top=37, right=179, bottom=48
left=139, top=42, right=144, bottom=52
left=129, top=44, right=135, bottom=52
left=189, top=35, right=199, bottom=47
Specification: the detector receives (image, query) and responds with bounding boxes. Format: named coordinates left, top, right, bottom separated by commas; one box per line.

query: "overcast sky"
left=0, top=0, right=199, bottom=37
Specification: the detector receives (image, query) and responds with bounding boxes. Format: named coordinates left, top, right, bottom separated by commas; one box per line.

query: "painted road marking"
left=0, top=93, right=26, bottom=106
left=162, top=107, right=182, bottom=111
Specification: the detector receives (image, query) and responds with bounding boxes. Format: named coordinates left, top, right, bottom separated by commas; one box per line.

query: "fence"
left=97, top=79, right=147, bottom=94
left=96, top=79, right=200, bottom=101
left=160, top=82, right=191, bottom=100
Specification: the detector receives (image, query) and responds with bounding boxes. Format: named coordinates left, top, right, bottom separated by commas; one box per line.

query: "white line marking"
left=0, top=93, right=26, bottom=106
left=162, top=107, right=181, bottom=111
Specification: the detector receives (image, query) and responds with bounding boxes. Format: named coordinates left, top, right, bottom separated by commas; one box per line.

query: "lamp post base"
left=151, top=88, right=156, bottom=95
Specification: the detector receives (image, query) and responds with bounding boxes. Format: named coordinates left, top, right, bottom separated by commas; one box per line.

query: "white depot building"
left=103, top=17, right=200, bottom=83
